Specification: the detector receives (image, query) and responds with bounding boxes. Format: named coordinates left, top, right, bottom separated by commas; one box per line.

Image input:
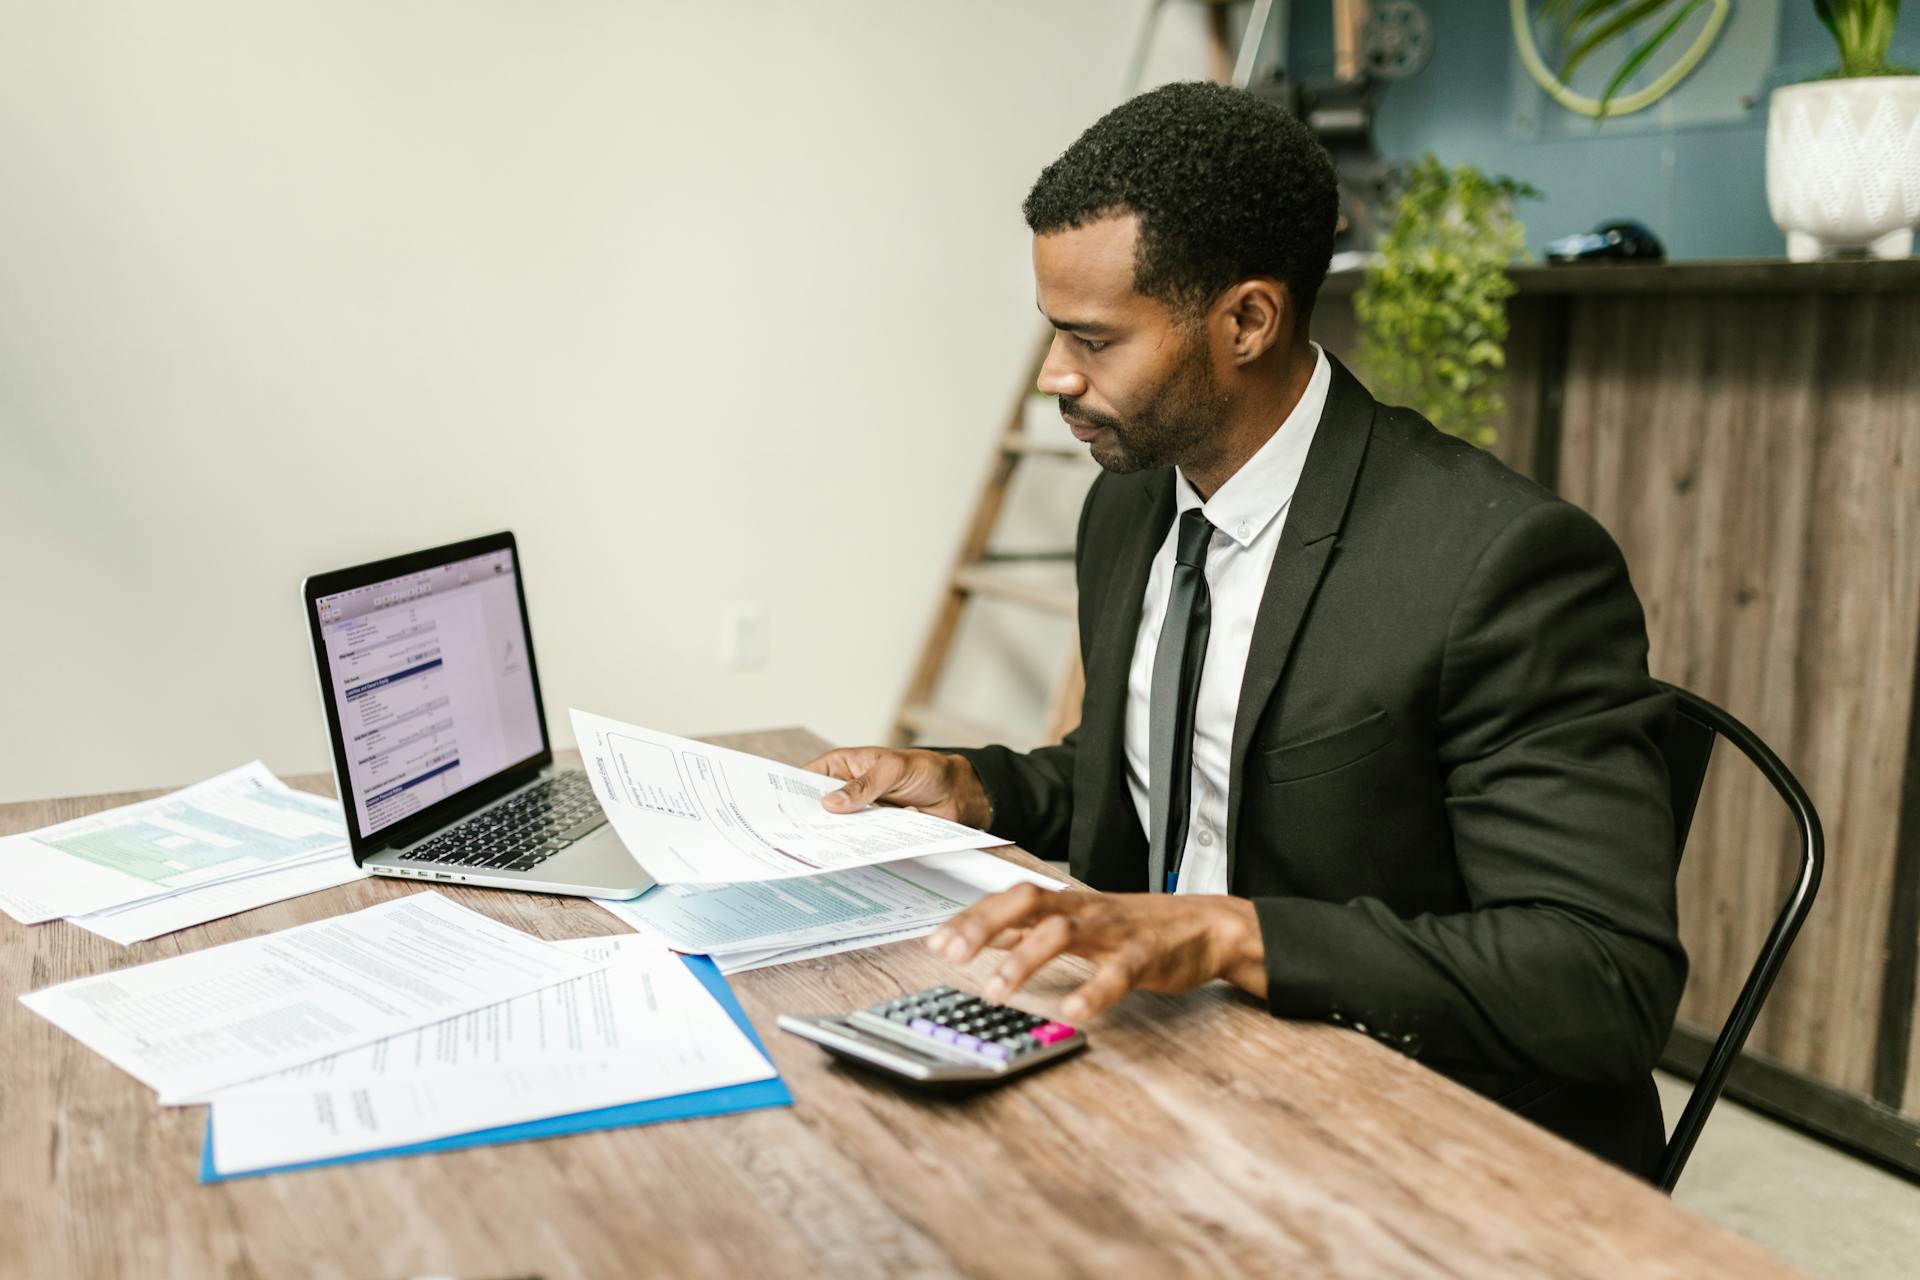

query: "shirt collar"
left=1174, top=342, right=1332, bottom=548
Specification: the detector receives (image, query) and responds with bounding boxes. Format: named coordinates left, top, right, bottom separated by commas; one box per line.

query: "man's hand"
left=801, top=746, right=993, bottom=828
left=925, top=884, right=1267, bottom=1021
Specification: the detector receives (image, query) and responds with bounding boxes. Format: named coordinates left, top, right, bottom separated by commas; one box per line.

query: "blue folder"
left=199, top=953, right=792, bottom=1182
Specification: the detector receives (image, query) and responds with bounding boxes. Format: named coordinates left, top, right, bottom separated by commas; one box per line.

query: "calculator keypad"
left=852, top=985, right=1080, bottom=1067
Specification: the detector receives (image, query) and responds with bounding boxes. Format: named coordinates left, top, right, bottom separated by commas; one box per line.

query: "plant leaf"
left=1564, top=0, right=1641, bottom=45
left=1812, top=0, right=1839, bottom=42
left=1596, top=0, right=1705, bottom=116
left=1560, top=0, right=1681, bottom=83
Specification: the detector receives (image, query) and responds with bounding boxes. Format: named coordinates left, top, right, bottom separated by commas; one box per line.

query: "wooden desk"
left=0, top=730, right=1799, bottom=1278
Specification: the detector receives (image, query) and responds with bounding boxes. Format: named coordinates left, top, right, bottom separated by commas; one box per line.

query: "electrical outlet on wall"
left=723, top=604, right=770, bottom=672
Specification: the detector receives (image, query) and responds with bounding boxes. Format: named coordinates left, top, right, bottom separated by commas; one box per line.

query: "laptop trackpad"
left=551, top=824, right=651, bottom=895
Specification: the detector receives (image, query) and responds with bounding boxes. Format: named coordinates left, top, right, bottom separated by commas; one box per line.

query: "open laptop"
left=302, top=531, right=652, bottom=899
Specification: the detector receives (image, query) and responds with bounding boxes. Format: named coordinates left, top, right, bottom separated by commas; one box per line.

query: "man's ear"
left=1217, top=279, right=1292, bottom=366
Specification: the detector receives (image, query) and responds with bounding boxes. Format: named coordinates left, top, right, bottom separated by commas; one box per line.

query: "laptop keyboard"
left=395, top=771, right=607, bottom=874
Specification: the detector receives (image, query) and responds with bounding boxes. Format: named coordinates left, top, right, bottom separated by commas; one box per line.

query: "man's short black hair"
left=1024, top=81, right=1339, bottom=322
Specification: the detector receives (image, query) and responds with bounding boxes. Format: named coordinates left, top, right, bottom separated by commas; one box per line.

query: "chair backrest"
left=1650, top=680, right=1825, bottom=1193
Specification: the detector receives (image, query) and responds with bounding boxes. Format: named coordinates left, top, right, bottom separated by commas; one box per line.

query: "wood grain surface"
left=0, top=731, right=1799, bottom=1279
left=1554, top=291, right=1920, bottom=1108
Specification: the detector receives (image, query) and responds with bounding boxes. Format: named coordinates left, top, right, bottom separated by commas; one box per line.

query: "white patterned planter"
left=1766, top=76, right=1920, bottom=260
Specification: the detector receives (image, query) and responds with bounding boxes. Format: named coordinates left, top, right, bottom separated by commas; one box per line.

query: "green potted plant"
left=1768, top=2, right=1919, bottom=259
left=1352, top=157, right=1537, bottom=450
left=1513, top=0, right=1732, bottom=120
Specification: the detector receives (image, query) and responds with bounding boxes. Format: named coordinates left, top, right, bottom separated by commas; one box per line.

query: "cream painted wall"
left=0, top=1, right=1221, bottom=803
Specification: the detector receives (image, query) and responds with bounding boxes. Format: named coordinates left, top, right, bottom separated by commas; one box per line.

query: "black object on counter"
left=1545, top=219, right=1666, bottom=263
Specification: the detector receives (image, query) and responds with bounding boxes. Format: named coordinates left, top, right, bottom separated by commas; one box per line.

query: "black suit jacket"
left=953, top=356, right=1687, bottom=1178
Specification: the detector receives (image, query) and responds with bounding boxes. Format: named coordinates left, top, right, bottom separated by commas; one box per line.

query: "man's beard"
left=1060, top=336, right=1229, bottom=475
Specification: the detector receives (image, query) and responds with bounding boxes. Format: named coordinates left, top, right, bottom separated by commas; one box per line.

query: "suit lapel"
left=1224, top=356, right=1377, bottom=887
left=1073, top=472, right=1174, bottom=889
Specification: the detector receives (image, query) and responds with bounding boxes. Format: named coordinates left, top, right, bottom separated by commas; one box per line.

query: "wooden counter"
left=1318, top=258, right=1920, bottom=1179
left=1323, top=257, right=1920, bottom=297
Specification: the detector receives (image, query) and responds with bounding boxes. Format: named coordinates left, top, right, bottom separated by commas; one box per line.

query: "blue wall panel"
left=1288, top=2, right=1920, bottom=260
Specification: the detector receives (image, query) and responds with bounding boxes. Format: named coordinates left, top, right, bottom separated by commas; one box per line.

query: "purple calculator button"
left=954, top=1033, right=983, bottom=1053
left=980, top=1042, right=1010, bottom=1062
left=909, top=1017, right=937, bottom=1035
left=930, top=1025, right=958, bottom=1044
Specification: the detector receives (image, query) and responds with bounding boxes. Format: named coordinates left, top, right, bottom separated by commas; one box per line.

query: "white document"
left=207, top=935, right=777, bottom=1175
left=569, top=709, right=1006, bottom=885
left=603, top=850, right=1069, bottom=973
left=615, top=916, right=942, bottom=974
left=217, top=934, right=756, bottom=1092
left=714, top=922, right=944, bottom=975
left=67, top=851, right=368, bottom=946
left=598, top=856, right=973, bottom=956
left=718, top=850, right=1071, bottom=973
left=19, top=891, right=603, bottom=1103
left=0, top=762, right=349, bottom=923
left=596, top=847, right=1066, bottom=956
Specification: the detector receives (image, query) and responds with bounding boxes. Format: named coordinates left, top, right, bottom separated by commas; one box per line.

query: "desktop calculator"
left=777, top=985, right=1088, bottom=1089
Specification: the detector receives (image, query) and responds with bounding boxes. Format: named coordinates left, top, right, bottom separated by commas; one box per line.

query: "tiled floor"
left=1654, top=1071, right=1920, bottom=1278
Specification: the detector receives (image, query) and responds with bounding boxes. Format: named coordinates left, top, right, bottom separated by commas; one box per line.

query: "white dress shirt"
left=1123, top=344, right=1331, bottom=895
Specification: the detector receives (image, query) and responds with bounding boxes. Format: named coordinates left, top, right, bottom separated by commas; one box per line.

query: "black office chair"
left=1651, top=680, right=1824, bottom=1193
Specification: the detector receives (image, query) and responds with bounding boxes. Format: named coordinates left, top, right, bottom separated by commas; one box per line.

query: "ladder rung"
left=952, top=566, right=1076, bottom=615
left=896, top=702, right=1011, bottom=748
left=979, top=550, right=1074, bottom=564
left=1000, top=434, right=1090, bottom=459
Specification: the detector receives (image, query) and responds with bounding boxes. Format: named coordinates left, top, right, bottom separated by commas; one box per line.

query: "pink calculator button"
left=1030, top=1021, right=1076, bottom=1045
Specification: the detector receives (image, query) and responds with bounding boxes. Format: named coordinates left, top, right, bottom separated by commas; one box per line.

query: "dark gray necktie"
left=1148, top=509, right=1214, bottom=894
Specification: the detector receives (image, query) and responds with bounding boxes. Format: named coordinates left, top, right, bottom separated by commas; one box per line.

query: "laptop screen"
left=313, top=547, right=546, bottom=837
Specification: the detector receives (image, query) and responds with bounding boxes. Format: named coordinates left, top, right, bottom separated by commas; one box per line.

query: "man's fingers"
left=926, top=883, right=1064, bottom=964
left=1061, top=951, right=1143, bottom=1022
left=801, top=750, right=863, bottom=779
left=805, top=750, right=883, bottom=809
left=981, top=914, right=1073, bottom=1003
left=821, top=754, right=903, bottom=812
left=809, top=747, right=972, bottom=818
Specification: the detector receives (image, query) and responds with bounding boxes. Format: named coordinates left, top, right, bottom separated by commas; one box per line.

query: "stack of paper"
left=20, top=892, right=605, bottom=1101
left=18, top=891, right=788, bottom=1178
left=598, top=848, right=1067, bottom=975
left=569, top=710, right=1060, bottom=973
left=204, top=934, right=781, bottom=1177
left=0, top=761, right=365, bottom=943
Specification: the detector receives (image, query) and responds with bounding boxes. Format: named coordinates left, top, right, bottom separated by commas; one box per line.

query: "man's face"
left=1032, top=213, right=1228, bottom=474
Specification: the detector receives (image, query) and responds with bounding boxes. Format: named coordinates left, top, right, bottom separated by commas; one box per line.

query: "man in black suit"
left=807, top=82, right=1685, bottom=1178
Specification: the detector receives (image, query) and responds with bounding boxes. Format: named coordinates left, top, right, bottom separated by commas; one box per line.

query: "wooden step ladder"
left=888, top=1, right=1288, bottom=752
left=890, top=332, right=1091, bottom=750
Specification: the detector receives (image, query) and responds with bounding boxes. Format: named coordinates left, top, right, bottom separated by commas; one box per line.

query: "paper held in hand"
left=569, top=710, right=1008, bottom=886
